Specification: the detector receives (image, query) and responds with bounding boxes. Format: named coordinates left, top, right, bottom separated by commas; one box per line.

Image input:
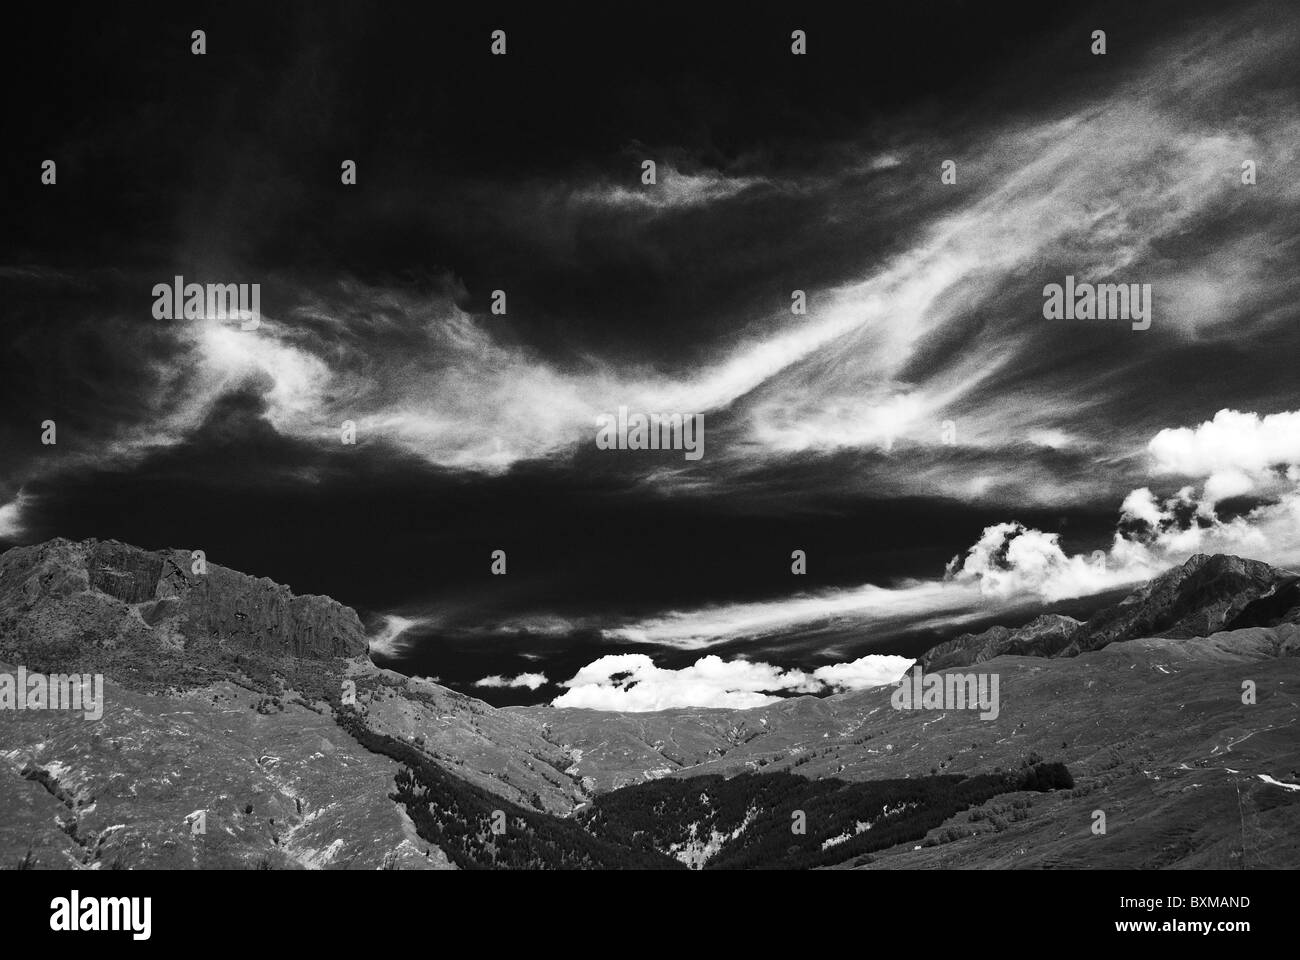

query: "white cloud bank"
left=1147, top=409, right=1300, bottom=503
left=945, top=521, right=1156, bottom=602
left=551, top=653, right=914, bottom=712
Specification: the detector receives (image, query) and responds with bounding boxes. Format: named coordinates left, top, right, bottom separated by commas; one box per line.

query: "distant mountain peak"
left=1059, top=553, right=1289, bottom=656
left=918, top=553, right=1295, bottom=670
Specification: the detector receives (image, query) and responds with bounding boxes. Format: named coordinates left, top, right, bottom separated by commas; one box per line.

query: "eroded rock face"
left=0, top=539, right=92, bottom=611
left=165, top=555, right=368, bottom=660
left=0, top=538, right=367, bottom=661
left=88, top=541, right=163, bottom=604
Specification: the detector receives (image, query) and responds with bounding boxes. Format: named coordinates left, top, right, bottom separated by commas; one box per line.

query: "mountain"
left=919, top=554, right=1297, bottom=671
left=1057, top=554, right=1291, bottom=657
left=1, top=539, right=1297, bottom=870
left=919, top=614, right=1082, bottom=671
left=0, top=539, right=598, bottom=868
left=2, top=538, right=368, bottom=668
left=1223, top=575, right=1300, bottom=630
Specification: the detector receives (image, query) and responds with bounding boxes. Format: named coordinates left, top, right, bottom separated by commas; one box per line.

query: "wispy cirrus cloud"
left=367, top=615, right=425, bottom=658
left=3, top=10, right=1297, bottom=551
left=570, top=163, right=770, bottom=211
left=92, top=14, right=1292, bottom=510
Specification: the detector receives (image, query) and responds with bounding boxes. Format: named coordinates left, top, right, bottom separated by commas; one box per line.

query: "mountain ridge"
left=1, top=538, right=1297, bottom=869
left=917, top=553, right=1300, bottom=670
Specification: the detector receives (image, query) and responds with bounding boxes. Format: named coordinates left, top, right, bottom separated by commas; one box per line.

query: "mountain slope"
left=1, top=539, right=1297, bottom=870
left=919, top=614, right=1081, bottom=671
left=1058, top=554, right=1290, bottom=656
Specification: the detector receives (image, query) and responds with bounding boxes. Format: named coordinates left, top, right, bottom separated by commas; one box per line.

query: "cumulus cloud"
left=947, top=407, right=1300, bottom=601
left=1108, top=484, right=1300, bottom=574
left=551, top=653, right=912, bottom=711
left=809, top=655, right=918, bottom=693
left=474, top=672, right=548, bottom=691
left=1147, top=409, right=1300, bottom=503
left=1102, top=408, right=1300, bottom=572
left=945, top=521, right=1153, bottom=601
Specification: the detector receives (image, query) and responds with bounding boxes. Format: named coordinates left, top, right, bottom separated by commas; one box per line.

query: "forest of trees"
left=580, top=763, right=1074, bottom=870
left=336, top=708, right=681, bottom=869
left=336, top=705, right=1073, bottom=870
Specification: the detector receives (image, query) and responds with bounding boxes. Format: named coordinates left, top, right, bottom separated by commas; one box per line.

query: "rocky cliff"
left=0, top=538, right=367, bottom=661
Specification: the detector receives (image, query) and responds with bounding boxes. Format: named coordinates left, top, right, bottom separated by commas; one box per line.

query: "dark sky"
left=3, top=1, right=1298, bottom=707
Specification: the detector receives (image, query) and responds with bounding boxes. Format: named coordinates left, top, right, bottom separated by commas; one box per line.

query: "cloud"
left=368, top=615, right=423, bottom=657
left=602, top=578, right=989, bottom=650
left=947, top=407, right=1300, bottom=600
left=603, top=408, right=1300, bottom=647
left=551, top=652, right=913, bottom=711
left=487, top=615, right=579, bottom=637
left=571, top=165, right=768, bottom=211
left=1147, top=409, right=1300, bottom=503
left=5, top=7, right=1298, bottom=604
left=8, top=16, right=1296, bottom=512
left=809, top=655, right=918, bottom=693
left=945, top=521, right=1153, bottom=601
left=717, top=21, right=1300, bottom=501
left=474, top=672, right=548, bottom=691
left=1108, top=484, right=1300, bottom=574
left=0, top=493, right=27, bottom=539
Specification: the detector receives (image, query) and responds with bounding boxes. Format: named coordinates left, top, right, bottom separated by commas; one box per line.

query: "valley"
left=1, top=538, right=1297, bottom=870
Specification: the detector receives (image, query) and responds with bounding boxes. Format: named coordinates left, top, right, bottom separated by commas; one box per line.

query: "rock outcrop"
left=0, top=538, right=367, bottom=661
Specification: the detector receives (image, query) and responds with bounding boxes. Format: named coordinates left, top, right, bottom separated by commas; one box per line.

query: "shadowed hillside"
left=1, top=540, right=1296, bottom=869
